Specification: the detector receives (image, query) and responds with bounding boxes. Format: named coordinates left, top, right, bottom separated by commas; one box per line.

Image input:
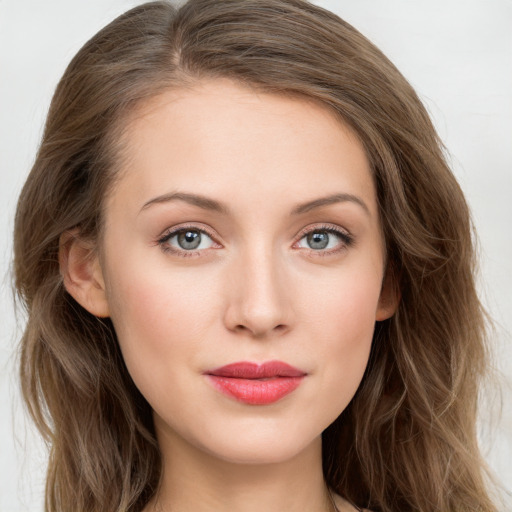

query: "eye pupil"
left=307, top=231, right=329, bottom=250
left=178, top=230, right=201, bottom=250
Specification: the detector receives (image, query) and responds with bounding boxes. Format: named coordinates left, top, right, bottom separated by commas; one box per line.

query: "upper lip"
left=206, top=360, right=306, bottom=379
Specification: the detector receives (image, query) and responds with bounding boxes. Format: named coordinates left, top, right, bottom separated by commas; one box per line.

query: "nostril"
left=233, top=322, right=288, bottom=336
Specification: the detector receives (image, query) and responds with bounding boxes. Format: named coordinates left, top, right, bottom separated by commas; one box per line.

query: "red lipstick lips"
left=206, top=361, right=306, bottom=405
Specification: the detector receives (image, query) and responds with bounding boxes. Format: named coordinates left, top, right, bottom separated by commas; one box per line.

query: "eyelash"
left=156, top=223, right=354, bottom=258
left=157, top=223, right=220, bottom=257
left=294, top=224, right=354, bottom=257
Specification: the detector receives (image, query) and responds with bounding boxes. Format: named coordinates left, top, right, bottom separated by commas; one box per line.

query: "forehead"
left=108, top=79, right=377, bottom=219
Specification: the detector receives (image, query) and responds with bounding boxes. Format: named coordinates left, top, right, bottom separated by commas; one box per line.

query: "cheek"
left=104, top=258, right=215, bottom=372
left=304, top=264, right=381, bottom=342
left=300, top=266, right=381, bottom=399
left=103, top=263, right=218, bottom=421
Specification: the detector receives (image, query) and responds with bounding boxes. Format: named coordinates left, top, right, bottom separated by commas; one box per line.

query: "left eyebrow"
left=291, top=193, right=370, bottom=216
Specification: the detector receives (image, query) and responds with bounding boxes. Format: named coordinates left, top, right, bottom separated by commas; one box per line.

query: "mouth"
left=205, top=361, right=307, bottom=405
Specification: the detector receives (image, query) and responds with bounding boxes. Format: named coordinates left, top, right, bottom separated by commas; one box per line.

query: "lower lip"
left=207, top=375, right=304, bottom=405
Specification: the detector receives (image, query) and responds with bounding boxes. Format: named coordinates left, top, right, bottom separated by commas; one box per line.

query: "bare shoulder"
left=331, top=492, right=373, bottom=512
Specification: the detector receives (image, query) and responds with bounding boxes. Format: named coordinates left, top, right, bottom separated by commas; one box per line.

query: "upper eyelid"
left=295, top=223, right=351, bottom=239
left=159, top=223, right=218, bottom=241
left=159, top=222, right=349, bottom=237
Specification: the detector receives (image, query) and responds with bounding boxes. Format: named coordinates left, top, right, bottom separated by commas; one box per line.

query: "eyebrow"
left=140, top=192, right=230, bottom=215
left=140, top=191, right=370, bottom=216
left=291, top=193, right=370, bottom=216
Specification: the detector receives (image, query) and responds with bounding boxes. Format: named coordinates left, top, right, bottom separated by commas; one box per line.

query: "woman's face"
left=90, top=79, right=395, bottom=464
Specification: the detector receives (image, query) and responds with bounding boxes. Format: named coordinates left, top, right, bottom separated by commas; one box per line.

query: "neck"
left=147, top=424, right=334, bottom=512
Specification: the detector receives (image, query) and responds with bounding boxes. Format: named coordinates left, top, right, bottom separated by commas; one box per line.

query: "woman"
left=13, top=1, right=498, bottom=510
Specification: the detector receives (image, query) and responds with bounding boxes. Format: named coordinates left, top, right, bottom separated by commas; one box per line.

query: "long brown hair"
left=13, top=1, right=497, bottom=510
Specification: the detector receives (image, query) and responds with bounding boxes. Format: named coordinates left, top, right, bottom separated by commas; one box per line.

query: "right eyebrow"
left=139, top=192, right=230, bottom=215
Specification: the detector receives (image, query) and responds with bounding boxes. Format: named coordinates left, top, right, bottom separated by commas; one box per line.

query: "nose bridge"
left=224, top=238, right=291, bottom=337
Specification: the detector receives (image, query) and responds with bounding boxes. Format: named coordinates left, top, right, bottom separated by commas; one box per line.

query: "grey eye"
left=306, top=231, right=330, bottom=249
left=297, top=229, right=346, bottom=251
left=163, top=229, right=215, bottom=251
left=177, top=230, right=202, bottom=250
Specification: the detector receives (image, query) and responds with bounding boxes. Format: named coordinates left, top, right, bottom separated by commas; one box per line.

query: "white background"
left=1, top=0, right=510, bottom=510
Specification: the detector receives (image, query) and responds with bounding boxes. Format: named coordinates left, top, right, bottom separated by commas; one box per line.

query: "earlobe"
left=59, top=230, right=110, bottom=318
left=376, top=264, right=400, bottom=321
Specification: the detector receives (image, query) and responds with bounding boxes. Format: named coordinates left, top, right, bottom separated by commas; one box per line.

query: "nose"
left=223, top=246, right=293, bottom=339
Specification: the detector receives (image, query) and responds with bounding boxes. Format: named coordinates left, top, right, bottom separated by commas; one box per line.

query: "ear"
left=375, top=264, right=400, bottom=321
left=59, top=230, right=110, bottom=318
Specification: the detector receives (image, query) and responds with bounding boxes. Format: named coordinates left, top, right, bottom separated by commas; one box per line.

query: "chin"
left=189, top=419, right=324, bottom=466
left=204, top=439, right=316, bottom=466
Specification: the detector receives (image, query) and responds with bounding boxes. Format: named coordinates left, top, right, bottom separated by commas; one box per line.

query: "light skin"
left=60, top=79, right=397, bottom=512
